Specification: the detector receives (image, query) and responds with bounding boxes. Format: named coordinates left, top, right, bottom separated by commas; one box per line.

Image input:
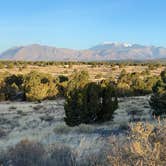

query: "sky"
left=0, top=0, right=166, bottom=52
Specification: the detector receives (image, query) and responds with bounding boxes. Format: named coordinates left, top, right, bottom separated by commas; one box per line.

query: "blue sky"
left=0, top=0, right=166, bottom=52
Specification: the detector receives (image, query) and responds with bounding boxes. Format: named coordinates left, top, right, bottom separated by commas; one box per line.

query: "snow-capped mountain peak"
left=102, top=41, right=132, bottom=47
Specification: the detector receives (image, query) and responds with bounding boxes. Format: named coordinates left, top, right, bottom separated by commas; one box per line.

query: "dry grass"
left=108, top=121, right=166, bottom=166
left=53, top=123, right=95, bottom=134
left=1, top=140, right=75, bottom=166
left=53, top=123, right=73, bottom=134
left=0, top=121, right=165, bottom=166
left=0, top=128, right=6, bottom=138
left=0, top=64, right=164, bottom=81
left=2, top=139, right=45, bottom=166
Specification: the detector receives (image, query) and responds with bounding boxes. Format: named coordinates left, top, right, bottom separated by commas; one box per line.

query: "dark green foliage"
left=57, top=82, right=68, bottom=97
left=150, top=70, right=166, bottom=115
left=65, top=89, right=84, bottom=126
left=58, top=75, right=69, bottom=83
left=82, top=83, right=101, bottom=123
left=160, top=70, right=166, bottom=83
left=0, top=71, right=59, bottom=101
left=150, top=93, right=166, bottom=116
left=57, top=75, right=69, bottom=96
left=0, top=74, right=24, bottom=100
left=0, top=60, right=164, bottom=102
left=0, top=60, right=165, bottom=68
left=64, top=71, right=90, bottom=125
left=5, top=74, right=23, bottom=88
left=64, top=73, right=118, bottom=126
left=100, top=85, right=118, bottom=121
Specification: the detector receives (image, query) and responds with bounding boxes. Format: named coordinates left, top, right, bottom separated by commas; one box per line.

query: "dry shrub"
left=0, top=128, right=6, bottom=138
left=53, top=123, right=72, bottom=134
left=46, top=144, right=76, bottom=166
left=1, top=140, right=77, bottom=166
left=78, top=150, right=109, bottom=166
left=108, top=121, right=166, bottom=166
left=33, top=104, right=43, bottom=110
left=1, top=121, right=166, bottom=166
left=3, top=139, right=45, bottom=166
left=74, top=124, right=95, bottom=134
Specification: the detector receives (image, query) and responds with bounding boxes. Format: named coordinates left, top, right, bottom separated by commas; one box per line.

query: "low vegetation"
left=24, top=71, right=58, bottom=101
left=116, top=69, right=159, bottom=96
left=0, top=121, right=165, bottom=166
left=0, top=62, right=161, bottom=101
left=0, top=61, right=165, bottom=118
left=0, top=71, right=59, bottom=101
left=0, top=61, right=166, bottom=165
left=108, top=121, right=166, bottom=166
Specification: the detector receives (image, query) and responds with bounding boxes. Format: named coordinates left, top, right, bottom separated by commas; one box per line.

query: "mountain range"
left=0, top=42, right=166, bottom=61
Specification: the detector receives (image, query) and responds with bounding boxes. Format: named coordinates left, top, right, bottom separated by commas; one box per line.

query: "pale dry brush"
left=108, top=121, right=166, bottom=166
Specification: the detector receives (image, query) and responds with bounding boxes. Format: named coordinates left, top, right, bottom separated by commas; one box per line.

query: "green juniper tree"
left=99, top=85, right=118, bottom=122
left=64, top=71, right=118, bottom=126
left=82, top=82, right=101, bottom=123
left=149, top=70, right=166, bottom=116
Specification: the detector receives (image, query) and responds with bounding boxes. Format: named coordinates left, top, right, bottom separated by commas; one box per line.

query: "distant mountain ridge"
left=0, top=42, right=166, bottom=61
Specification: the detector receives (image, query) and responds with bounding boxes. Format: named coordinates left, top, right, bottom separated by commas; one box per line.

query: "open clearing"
left=0, top=64, right=164, bottom=81
left=0, top=96, right=161, bottom=157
